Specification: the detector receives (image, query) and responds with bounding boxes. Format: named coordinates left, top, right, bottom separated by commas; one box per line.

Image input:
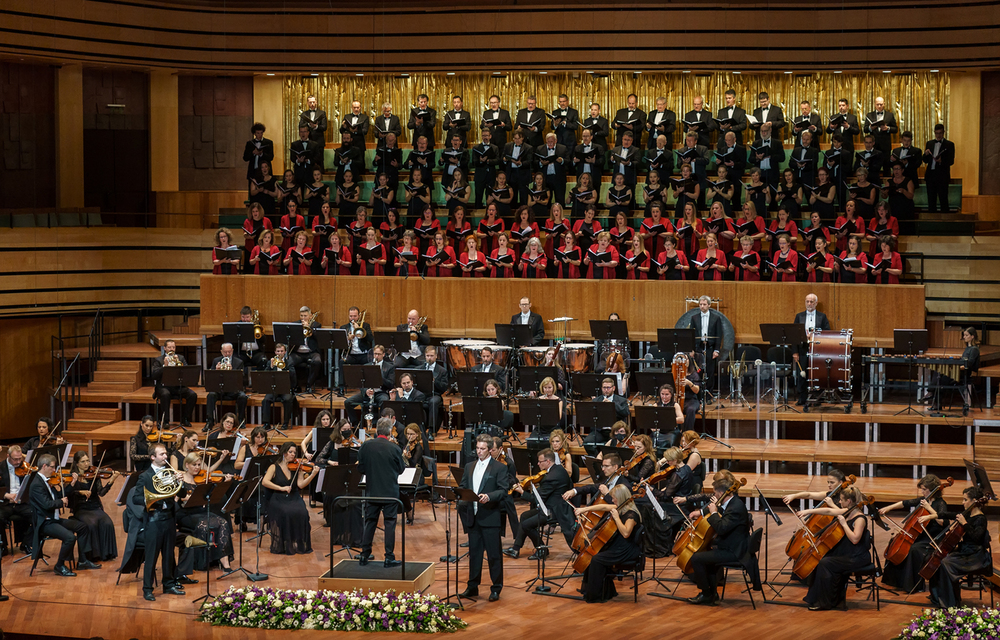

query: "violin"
left=621, top=450, right=649, bottom=474
left=192, top=470, right=227, bottom=484
left=47, top=470, right=75, bottom=486
left=634, top=464, right=677, bottom=494
left=13, top=462, right=36, bottom=477
left=287, top=460, right=315, bottom=474
left=508, top=469, right=548, bottom=495
left=674, top=477, right=748, bottom=574
left=147, top=429, right=179, bottom=443
left=884, top=477, right=954, bottom=565
left=784, top=474, right=857, bottom=560
left=80, top=467, right=121, bottom=481
left=197, top=447, right=225, bottom=458
left=791, top=494, right=875, bottom=579
left=918, top=495, right=991, bottom=581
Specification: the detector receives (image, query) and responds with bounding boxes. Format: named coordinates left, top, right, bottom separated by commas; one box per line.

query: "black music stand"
left=590, top=319, right=629, bottom=343
left=183, top=479, right=234, bottom=605
left=271, top=322, right=306, bottom=351
left=657, top=328, right=696, bottom=357
left=517, top=367, right=560, bottom=394
left=159, top=365, right=201, bottom=424
left=241, top=453, right=278, bottom=552
left=461, top=397, right=503, bottom=428
left=633, top=405, right=678, bottom=446
left=456, top=372, right=495, bottom=398
left=634, top=369, right=675, bottom=401
left=755, top=485, right=781, bottom=598
left=223, top=322, right=257, bottom=360
left=222, top=479, right=265, bottom=581
left=965, top=458, right=997, bottom=499
left=315, top=328, right=350, bottom=399
left=573, top=401, right=618, bottom=443
left=597, top=445, right=636, bottom=461
left=893, top=329, right=928, bottom=416
left=494, top=323, right=535, bottom=349
left=322, top=465, right=361, bottom=561
left=395, top=369, right=434, bottom=396
left=343, top=365, right=385, bottom=421
left=373, top=331, right=412, bottom=357
left=382, top=401, right=427, bottom=431
left=518, top=398, right=562, bottom=439
left=570, top=373, right=608, bottom=399
left=251, top=372, right=292, bottom=436
left=760, top=323, right=808, bottom=413
left=435, top=486, right=468, bottom=609
left=510, top=447, right=537, bottom=477
left=203, top=369, right=244, bottom=401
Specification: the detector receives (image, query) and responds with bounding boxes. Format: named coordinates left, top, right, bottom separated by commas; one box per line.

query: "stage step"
left=92, top=370, right=140, bottom=385
left=97, top=360, right=142, bottom=373
left=67, top=418, right=115, bottom=432
left=72, top=407, right=122, bottom=422
left=62, top=430, right=106, bottom=447
left=85, top=381, right=140, bottom=393
left=172, top=315, right=201, bottom=335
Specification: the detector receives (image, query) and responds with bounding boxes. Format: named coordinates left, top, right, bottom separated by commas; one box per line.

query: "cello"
left=571, top=478, right=660, bottom=575
left=784, top=474, right=857, bottom=560
left=674, top=477, right=747, bottom=574
left=918, top=494, right=990, bottom=581
left=883, top=476, right=954, bottom=565
left=791, top=494, right=875, bottom=580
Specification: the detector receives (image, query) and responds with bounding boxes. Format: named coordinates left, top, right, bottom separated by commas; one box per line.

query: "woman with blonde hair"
left=573, top=483, right=641, bottom=603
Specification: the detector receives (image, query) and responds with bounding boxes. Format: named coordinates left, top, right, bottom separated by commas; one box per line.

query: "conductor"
left=358, top=417, right=406, bottom=568
left=792, top=293, right=831, bottom=405
left=458, top=434, right=507, bottom=602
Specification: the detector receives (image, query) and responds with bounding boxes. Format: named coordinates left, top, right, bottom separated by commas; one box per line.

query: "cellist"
left=572, top=484, right=641, bottom=603
left=878, top=474, right=947, bottom=593
left=684, top=475, right=751, bottom=606
left=797, top=485, right=872, bottom=611
left=919, top=486, right=991, bottom=609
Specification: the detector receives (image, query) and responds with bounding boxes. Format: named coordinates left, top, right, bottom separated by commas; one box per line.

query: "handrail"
left=52, top=353, right=81, bottom=398
left=89, top=308, right=104, bottom=361
left=900, top=251, right=925, bottom=284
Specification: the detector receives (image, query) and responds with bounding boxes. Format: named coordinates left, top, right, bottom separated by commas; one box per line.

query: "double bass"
left=674, top=477, right=747, bottom=574
left=918, top=494, right=990, bottom=581
left=884, top=476, right=954, bottom=565
left=791, top=494, right=875, bottom=580
left=672, top=352, right=689, bottom=413
left=784, top=474, right=857, bottom=560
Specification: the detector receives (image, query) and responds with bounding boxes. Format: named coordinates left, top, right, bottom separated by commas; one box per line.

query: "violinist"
left=798, top=485, right=872, bottom=611
left=206, top=412, right=240, bottom=475
left=24, top=416, right=65, bottom=452
left=299, top=409, right=334, bottom=462
left=0, top=445, right=36, bottom=554
left=68, top=451, right=121, bottom=562
left=548, top=429, right=574, bottom=476
left=502, top=448, right=576, bottom=560
left=129, top=415, right=158, bottom=474
left=563, top=454, right=624, bottom=507
left=574, top=483, right=642, bottom=603
left=624, top=434, right=657, bottom=485
left=879, top=474, right=948, bottom=593
left=920, top=486, right=991, bottom=609
left=674, top=430, right=705, bottom=493
left=29, top=453, right=100, bottom=576
left=233, top=426, right=272, bottom=530
left=602, top=420, right=631, bottom=451
left=170, top=431, right=226, bottom=476
left=458, top=434, right=508, bottom=603
left=178, top=453, right=235, bottom=575
left=400, top=424, right=425, bottom=525
left=683, top=475, right=751, bottom=606
left=262, top=442, right=319, bottom=555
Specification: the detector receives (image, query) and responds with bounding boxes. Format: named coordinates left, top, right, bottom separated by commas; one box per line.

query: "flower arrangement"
left=896, top=606, right=1000, bottom=639
left=199, top=586, right=467, bottom=633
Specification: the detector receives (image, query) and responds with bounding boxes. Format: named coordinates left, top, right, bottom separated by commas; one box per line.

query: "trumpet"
left=252, top=309, right=263, bottom=340
left=351, top=309, right=368, bottom=339
left=271, top=354, right=287, bottom=370
left=164, top=352, right=181, bottom=367
left=303, top=310, right=320, bottom=337
left=218, top=356, right=232, bottom=371
left=408, top=316, right=427, bottom=341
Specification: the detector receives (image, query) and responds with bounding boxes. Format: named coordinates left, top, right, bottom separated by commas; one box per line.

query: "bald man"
left=340, top=100, right=370, bottom=152
left=394, top=309, right=431, bottom=368
left=792, top=293, right=831, bottom=405
left=864, top=97, right=898, bottom=178
left=683, top=96, right=717, bottom=148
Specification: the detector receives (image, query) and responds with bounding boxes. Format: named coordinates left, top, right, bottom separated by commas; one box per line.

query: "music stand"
left=657, top=328, right=696, bottom=357
left=271, top=322, right=306, bottom=351
left=435, top=486, right=467, bottom=609
left=893, top=329, right=929, bottom=416
left=755, top=485, right=781, bottom=597
left=343, top=365, right=385, bottom=419
left=461, top=397, right=503, bottom=427
left=581, top=456, right=606, bottom=486
left=251, top=372, right=292, bottom=435
left=597, top=445, right=636, bottom=461
left=573, top=401, right=618, bottom=442
left=382, top=401, right=426, bottom=430
left=221, top=480, right=265, bottom=581
left=634, top=370, right=675, bottom=401
left=314, top=328, right=350, bottom=399
left=965, top=458, right=997, bottom=499
left=518, top=399, right=562, bottom=438
left=760, top=323, right=808, bottom=413
left=570, top=373, right=608, bottom=399
left=222, top=322, right=256, bottom=353
left=160, top=365, right=201, bottom=388
left=114, top=470, right=142, bottom=506
left=395, top=369, right=434, bottom=396
left=510, top=447, right=536, bottom=477
left=456, top=372, right=495, bottom=398
left=516, top=367, right=560, bottom=394
left=494, top=323, right=535, bottom=349
left=322, top=465, right=360, bottom=561
left=203, top=370, right=244, bottom=400
left=183, top=479, right=234, bottom=605
left=589, top=319, right=629, bottom=343
left=373, top=331, right=412, bottom=356
left=633, top=405, right=678, bottom=442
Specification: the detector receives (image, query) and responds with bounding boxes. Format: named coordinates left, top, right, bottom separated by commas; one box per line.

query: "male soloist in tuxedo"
left=864, top=96, right=898, bottom=176
left=481, top=95, right=513, bottom=150
left=515, top=96, right=546, bottom=148
left=646, top=96, right=677, bottom=150
left=298, top=95, right=328, bottom=167
left=408, top=94, right=437, bottom=149
left=792, top=100, right=822, bottom=149
left=339, top=101, right=370, bottom=153
left=373, top=102, right=403, bottom=143
left=689, top=296, right=723, bottom=391
left=473, top=128, right=501, bottom=208
left=924, top=124, right=956, bottom=213
left=582, top=103, right=611, bottom=154
left=535, top=133, right=570, bottom=205
left=751, top=91, right=786, bottom=142
left=613, top=93, right=646, bottom=147
left=358, top=418, right=406, bottom=568
left=685, top=476, right=751, bottom=606
left=132, top=444, right=184, bottom=600
left=748, top=121, right=786, bottom=188
left=204, top=342, right=247, bottom=431
left=340, top=306, right=374, bottom=365
left=510, top=297, right=544, bottom=346
left=683, top=96, right=717, bottom=148
left=715, top=89, right=748, bottom=146
left=574, top=128, right=606, bottom=180
left=792, top=293, right=831, bottom=405
left=344, top=344, right=395, bottom=422
left=151, top=339, right=196, bottom=427
left=551, top=94, right=580, bottom=149
left=443, top=95, right=472, bottom=148
left=827, top=99, right=860, bottom=154
left=458, top=435, right=508, bottom=602
left=242, top=123, right=274, bottom=184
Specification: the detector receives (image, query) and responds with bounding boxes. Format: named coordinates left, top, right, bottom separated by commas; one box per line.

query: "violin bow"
left=40, top=421, right=63, bottom=448
left=87, top=450, right=108, bottom=494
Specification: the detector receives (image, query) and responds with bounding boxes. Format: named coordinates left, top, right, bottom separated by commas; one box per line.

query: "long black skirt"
left=73, top=509, right=118, bottom=561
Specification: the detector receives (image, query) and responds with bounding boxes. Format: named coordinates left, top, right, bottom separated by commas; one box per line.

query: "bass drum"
left=561, top=343, right=595, bottom=373
left=808, top=329, right=853, bottom=394
left=520, top=346, right=550, bottom=366
left=442, top=339, right=492, bottom=371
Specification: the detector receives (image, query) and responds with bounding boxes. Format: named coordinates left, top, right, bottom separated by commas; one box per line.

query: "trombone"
left=351, top=309, right=368, bottom=339
left=409, top=316, right=427, bottom=342
left=303, top=310, right=321, bottom=337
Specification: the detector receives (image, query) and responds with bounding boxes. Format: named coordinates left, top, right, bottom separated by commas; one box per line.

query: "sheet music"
left=311, top=428, right=319, bottom=455
left=646, top=488, right=666, bottom=520
left=530, top=481, right=549, bottom=517
left=231, top=434, right=244, bottom=457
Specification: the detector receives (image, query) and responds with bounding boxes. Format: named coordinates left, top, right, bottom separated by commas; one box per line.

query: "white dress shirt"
left=519, top=311, right=531, bottom=325
left=804, top=310, right=817, bottom=333
left=472, top=457, right=489, bottom=513
left=700, top=311, right=710, bottom=336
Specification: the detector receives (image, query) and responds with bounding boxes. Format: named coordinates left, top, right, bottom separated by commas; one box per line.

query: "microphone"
left=755, top=359, right=762, bottom=367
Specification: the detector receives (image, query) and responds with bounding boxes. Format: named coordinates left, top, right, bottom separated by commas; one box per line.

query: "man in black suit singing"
left=792, top=292, right=831, bottom=405
left=242, top=122, right=274, bottom=185
left=298, top=95, right=328, bottom=167
left=407, top=94, right=437, bottom=149
left=29, top=454, right=100, bottom=577
left=151, top=339, right=196, bottom=428
left=924, top=124, right=956, bottom=213
left=503, top=448, right=576, bottom=560
left=751, top=91, right=785, bottom=143
left=204, top=342, right=247, bottom=432
left=715, top=89, right=747, bottom=146
left=131, top=443, right=185, bottom=600
left=458, top=434, right=508, bottom=602
left=827, top=98, right=860, bottom=155
left=515, top=96, right=546, bottom=148
left=864, top=96, right=898, bottom=177
left=358, top=417, right=406, bottom=568
left=340, top=305, right=373, bottom=365
left=443, top=95, right=472, bottom=148
left=373, top=102, right=403, bottom=143
left=339, top=100, right=370, bottom=154
left=481, top=95, right=513, bottom=150
left=612, top=93, right=646, bottom=147
left=551, top=94, right=580, bottom=150
left=535, top=133, right=570, bottom=205
left=685, top=476, right=751, bottom=606
left=689, top=295, right=723, bottom=391
left=510, top=297, right=544, bottom=346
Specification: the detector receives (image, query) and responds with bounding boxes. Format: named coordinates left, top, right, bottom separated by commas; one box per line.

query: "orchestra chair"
left=609, top=523, right=646, bottom=602
left=959, top=566, right=997, bottom=608
left=847, top=522, right=882, bottom=611
left=717, top=527, right=764, bottom=609
left=29, top=535, right=65, bottom=576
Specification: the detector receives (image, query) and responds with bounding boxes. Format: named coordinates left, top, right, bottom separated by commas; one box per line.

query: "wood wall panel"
left=0, top=317, right=61, bottom=440
left=177, top=76, right=253, bottom=191
left=201, top=275, right=926, bottom=347
left=0, top=61, right=56, bottom=209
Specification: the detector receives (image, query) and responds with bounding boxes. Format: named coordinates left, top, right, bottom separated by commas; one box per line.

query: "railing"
left=50, top=350, right=82, bottom=431
left=1, top=209, right=205, bottom=229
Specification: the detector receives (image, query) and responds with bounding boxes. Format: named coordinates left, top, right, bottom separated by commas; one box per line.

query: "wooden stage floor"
left=0, top=496, right=992, bottom=640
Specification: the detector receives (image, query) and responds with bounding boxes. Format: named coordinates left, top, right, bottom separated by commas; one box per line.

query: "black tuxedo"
left=852, top=148, right=885, bottom=183
left=790, top=145, right=820, bottom=188
left=290, top=138, right=320, bottom=184
left=574, top=142, right=606, bottom=178
left=751, top=104, right=786, bottom=141
left=581, top=115, right=611, bottom=152
left=298, top=108, right=328, bottom=149
left=535, top=143, right=570, bottom=205
left=29, top=473, right=89, bottom=566
left=373, top=144, right=403, bottom=188
left=714, top=144, right=747, bottom=195
left=924, top=138, right=956, bottom=213
left=613, top=107, right=647, bottom=146
left=864, top=110, right=898, bottom=174
left=471, top=362, right=507, bottom=392
left=333, top=144, right=363, bottom=185
left=481, top=108, right=513, bottom=149
left=242, top=138, right=275, bottom=180
left=645, top=147, right=673, bottom=177
left=372, top=114, right=402, bottom=142
left=690, top=310, right=724, bottom=389
left=510, top=311, right=544, bottom=346
left=407, top=107, right=437, bottom=148
left=358, top=436, right=406, bottom=560
left=688, top=495, right=751, bottom=597
left=131, top=465, right=179, bottom=592
left=339, top=113, right=371, bottom=151
left=512, top=464, right=576, bottom=551
left=791, top=113, right=823, bottom=148
left=405, top=361, right=449, bottom=433
left=550, top=106, right=580, bottom=148
left=827, top=113, right=861, bottom=153
left=393, top=322, right=431, bottom=368
left=438, top=147, right=470, bottom=190
left=646, top=109, right=678, bottom=149
left=0, top=461, right=33, bottom=544
left=748, top=137, right=786, bottom=186
left=472, top=142, right=501, bottom=207
left=262, top=355, right=296, bottom=428
left=345, top=357, right=395, bottom=420
left=502, top=142, right=535, bottom=204
left=714, top=106, right=748, bottom=145
left=682, top=109, right=716, bottom=147
left=151, top=353, right=196, bottom=425
left=794, top=310, right=831, bottom=398
left=339, top=322, right=374, bottom=364
left=459, top=457, right=508, bottom=594
left=443, top=109, right=472, bottom=146
left=514, top=108, right=547, bottom=147
left=891, top=145, right=923, bottom=184
left=609, top=145, right=641, bottom=190
left=205, top=355, right=247, bottom=426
